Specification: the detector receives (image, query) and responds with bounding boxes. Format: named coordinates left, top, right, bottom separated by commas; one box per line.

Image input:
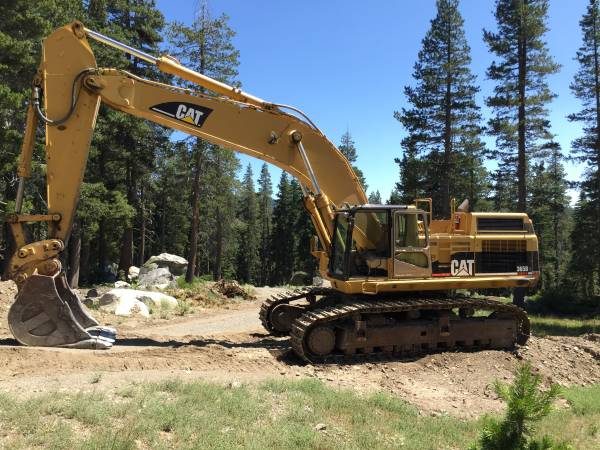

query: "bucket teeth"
left=86, top=326, right=117, bottom=343
left=8, top=273, right=116, bottom=349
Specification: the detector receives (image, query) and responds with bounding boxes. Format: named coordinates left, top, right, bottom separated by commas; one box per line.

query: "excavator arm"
left=6, top=22, right=366, bottom=348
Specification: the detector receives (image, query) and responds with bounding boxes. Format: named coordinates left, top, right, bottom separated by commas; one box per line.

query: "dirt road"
left=0, top=281, right=598, bottom=418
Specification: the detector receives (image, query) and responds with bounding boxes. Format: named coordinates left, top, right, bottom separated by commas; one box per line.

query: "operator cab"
left=329, top=205, right=431, bottom=280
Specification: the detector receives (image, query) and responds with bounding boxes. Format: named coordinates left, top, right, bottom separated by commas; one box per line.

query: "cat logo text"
left=149, top=102, right=212, bottom=128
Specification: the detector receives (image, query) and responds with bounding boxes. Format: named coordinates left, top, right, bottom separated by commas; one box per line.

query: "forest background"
left=1, top=0, right=599, bottom=309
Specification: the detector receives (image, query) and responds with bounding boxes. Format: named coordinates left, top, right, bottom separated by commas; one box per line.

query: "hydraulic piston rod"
left=84, top=26, right=269, bottom=108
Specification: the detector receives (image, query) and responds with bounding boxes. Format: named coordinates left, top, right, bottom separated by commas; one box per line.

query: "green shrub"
left=471, top=364, right=569, bottom=450
left=527, top=287, right=598, bottom=316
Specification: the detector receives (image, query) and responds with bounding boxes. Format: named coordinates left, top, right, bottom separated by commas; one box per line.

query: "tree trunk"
left=67, top=220, right=81, bottom=288
left=213, top=207, right=223, bottom=280
left=592, top=5, right=600, bottom=275
left=159, top=192, right=166, bottom=252
left=118, top=163, right=135, bottom=276
left=185, top=145, right=203, bottom=283
left=80, top=231, right=90, bottom=285
left=185, top=25, right=207, bottom=283
left=118, top=228, right=133, bottom=279
left=442, top=28, right=453, bottom=219
left=97, top=220, right=108, bottom=281
left=517, top=1, right=528, bottom=212
left=138, top=182, right=146, bottom=267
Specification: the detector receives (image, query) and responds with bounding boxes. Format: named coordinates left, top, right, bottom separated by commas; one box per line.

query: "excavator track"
left=259, top=287, right=326, bottom=336
left=289, top=296, right=530, bottom=363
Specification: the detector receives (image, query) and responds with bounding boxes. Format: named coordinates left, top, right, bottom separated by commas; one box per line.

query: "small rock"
left=314, top=423, right=327, bottom=431
left=86, top=288, right=99, bottom=298
left=82, top=297, right=99, bottom=308
left=229, top=381, right=242, bottom=389
left=115, top=280, right=131, bottom=289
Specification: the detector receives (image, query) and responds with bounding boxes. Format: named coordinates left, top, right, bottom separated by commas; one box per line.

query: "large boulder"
left=128, top=266, right=140, bottom=281
left=138, top=267, right=174, bottom=290
left=99, top=289, right=178, bottom=317
left=99, top=289, right=150, bottom=317
left=144, top=253, right=188, bottom=276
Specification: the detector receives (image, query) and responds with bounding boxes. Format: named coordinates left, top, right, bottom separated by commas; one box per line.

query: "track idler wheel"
left=8, top=273, right=116, bottom=349
left=270, top=304, right=305, bottom=334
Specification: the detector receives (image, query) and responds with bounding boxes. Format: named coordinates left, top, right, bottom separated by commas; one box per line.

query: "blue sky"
left=155, top=0, right=588, bottom=202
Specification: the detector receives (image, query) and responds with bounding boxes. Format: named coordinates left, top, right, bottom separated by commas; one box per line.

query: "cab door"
left=393, top=211, right=432, bottom=278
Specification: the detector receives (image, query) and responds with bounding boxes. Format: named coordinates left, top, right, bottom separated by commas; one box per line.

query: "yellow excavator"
left=6, top=22, right=539, bottom=361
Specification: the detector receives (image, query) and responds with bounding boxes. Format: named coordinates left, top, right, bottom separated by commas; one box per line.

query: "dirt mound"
left=0, top=281, right=17, bottom=333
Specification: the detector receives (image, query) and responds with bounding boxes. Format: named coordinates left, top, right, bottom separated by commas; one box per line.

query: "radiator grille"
left=482, top=240, right=526, bottom=253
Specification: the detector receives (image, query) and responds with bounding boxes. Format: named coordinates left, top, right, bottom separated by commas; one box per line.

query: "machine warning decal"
left=150, top=102, right=212, bottom=128
left=450, top=259, right=475, bottom=276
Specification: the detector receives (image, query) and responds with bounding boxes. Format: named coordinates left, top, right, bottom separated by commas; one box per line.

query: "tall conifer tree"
left=236, top=165, right=260, bottom=283
left=85, top=0, right=169, bottom=279
left=368, top=190, right=382, bottom=204
left=269, top=173, right=295, bottom=285
left=528, top=142, right=570, bottom=288
left=338, top=131, right=367, bottom=191
left=169, top=2, right=240, bottom=281
left=484, top=0, right=559, bottom=212
left=257, top=163, right=273, bottom=285
left=291, top=180, right=317, bottom=281
left=395, top=0, right=486, bottom=217
left=568, top=0, right=600, bottom=297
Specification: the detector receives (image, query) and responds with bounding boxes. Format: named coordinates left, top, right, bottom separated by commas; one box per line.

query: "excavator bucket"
left=8, top=273, right=116, bottom=349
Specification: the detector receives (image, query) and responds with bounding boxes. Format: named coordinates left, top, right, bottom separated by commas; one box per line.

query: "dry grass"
left=0, top=379, right=598, bottom=449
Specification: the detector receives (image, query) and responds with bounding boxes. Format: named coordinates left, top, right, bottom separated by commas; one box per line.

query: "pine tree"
left=568, top=0, right=600, bottom=298
left=338, top=131, right=367, bottom=191
left=368, top=190, right=382, bottom=204
left=168, top=2, right=240, bottom=281
left=484, top=0, right=560, bottom=212
left=528, top=142, right=570, bottom=288
left=568, top=195, right=597, bottom=297
left=257, top=163, right=273, bottom=285
left=85, top=0, right=169, bottom=278
left=291, top=180, right=317, bottom=281
left=151, top=140, right=191, bottom=258
left=473, top=364, right=562, bottom=450
left=395, top=0, right=486, bottom=218
left=269, top=173, right=296, bottom=285
left=392, top=144, right=425, bottom=205
left=236, top=165, right=260, bottom=284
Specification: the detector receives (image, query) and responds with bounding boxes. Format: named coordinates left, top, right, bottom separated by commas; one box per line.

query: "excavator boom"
left=7, top=22, right=365, bottom=349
